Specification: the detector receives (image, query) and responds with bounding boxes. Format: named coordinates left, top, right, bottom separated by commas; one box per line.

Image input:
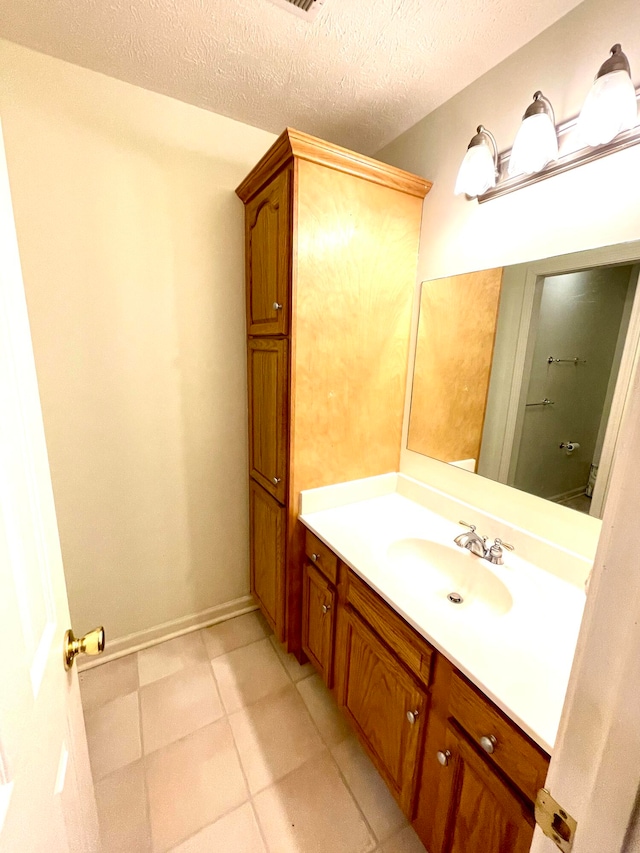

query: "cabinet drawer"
left=304, top=531, right=338, bottom=584
left=346, top=570, right=433, bottom=686
left=449, top=672, right=549, bottom=803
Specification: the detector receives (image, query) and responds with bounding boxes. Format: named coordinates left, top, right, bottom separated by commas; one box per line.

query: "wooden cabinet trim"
left=235, top=128, right=433, bottom=203
left=448, top=671, right=549, bottom=804
left=345, top=569, right=433, bottom=686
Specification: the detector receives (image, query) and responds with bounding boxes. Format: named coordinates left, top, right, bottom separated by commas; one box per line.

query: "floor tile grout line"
left=267, top=632, right=311, bottom=685
left=248, top=798, right=272, bottom=853
left=201, top=617, right=273, bottom=663
left=143, top=618, right=274, bottom=850
left=150, top=686, right=268, bottom=853
left=146, top=718, right=253, bottom=853
left=226, top=702, right=272, bottom=853
left=209, top=634, right=294, bottom=716
left=324, top=742, right=381, bottom=850
left=135, top=681, right=155, bottom=853
left=137, top=632, right=214, bottom=690
left=330, top=736, right=413, bottom=846
left=82, top=614, right=271, bottom=711
left=249, top=747, right=379, bottom=852
left=204, top=647, right=226, bottom=720
left=226, top=681, right=326, bottom=799
left=292, top=673, right=397, bottom=849
left=139, top=701, right=228, bottom=760
left=86, top=614, right=406, bottom=852
left=138, top=656, right=226, bottom=757
left=88, top=684, right=395, bottom=851
left=222, top=653, right=382, bottom=848
left=268, top=634, right=294, bottom=684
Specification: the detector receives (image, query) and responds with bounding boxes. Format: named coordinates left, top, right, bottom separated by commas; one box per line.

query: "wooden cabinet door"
left=431, top=722, right=535, bottom=853
left=248, top=337, right=288, bottom=503
left=302, top=562, right=336, bottom=686
left=336, top=607, right=427, bottom=814
left=249, top=480, right=286, bottom=641
left=245, top=168, right=290, bottom=336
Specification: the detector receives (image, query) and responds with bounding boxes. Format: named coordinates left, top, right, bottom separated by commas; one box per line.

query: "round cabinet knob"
left=406, top=709, right=420, bottom=725
left=273, top=302, right=283, bottom=310
left=436, top=750, right=451, bottom=767
left=479, top=735, right=497, bottom=754
left=272, top=477, right=281, bottom=485
left=321, top=604, right=331, bottom=614
left=311, top=553, right=320, bottom=562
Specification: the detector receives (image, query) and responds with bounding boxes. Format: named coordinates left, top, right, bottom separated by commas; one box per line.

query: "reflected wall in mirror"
left=408, top=268, right=503, bottom=470
left=408, top=253, right=640, bottom=519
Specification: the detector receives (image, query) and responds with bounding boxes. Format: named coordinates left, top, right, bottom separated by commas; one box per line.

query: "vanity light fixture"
left=508, top=91, right=559, bottom=177
left=577, top=44, right=638, bottom=147
left=454, top=125, right=499, bottom=197
left=456, top=42, right=640, bottom=203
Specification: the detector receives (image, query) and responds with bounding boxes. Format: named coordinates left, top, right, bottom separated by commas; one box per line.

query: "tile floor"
left=79, top=610, right=428, bottom=853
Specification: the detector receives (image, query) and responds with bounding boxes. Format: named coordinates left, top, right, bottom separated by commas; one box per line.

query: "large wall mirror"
left=408, top=247, right=640, bottom=519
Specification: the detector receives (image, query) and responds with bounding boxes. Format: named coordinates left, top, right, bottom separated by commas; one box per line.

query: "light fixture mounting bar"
left=478, top=86, right=640, bottom=203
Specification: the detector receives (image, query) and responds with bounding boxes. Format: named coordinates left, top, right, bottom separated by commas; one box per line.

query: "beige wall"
left=378, top=0, right=640, bottom=281
left=379, top=0, right=640, bottom=555
left=0, top=39, right=275, bottom=642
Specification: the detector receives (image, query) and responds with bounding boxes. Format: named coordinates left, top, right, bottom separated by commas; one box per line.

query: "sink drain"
left=447, top=592, right=464, bottom=604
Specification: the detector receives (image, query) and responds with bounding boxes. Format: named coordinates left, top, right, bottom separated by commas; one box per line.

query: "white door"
left=0, top=120, right=99, bottom=853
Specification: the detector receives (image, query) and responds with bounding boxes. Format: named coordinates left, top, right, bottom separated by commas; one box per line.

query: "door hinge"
left=535, top=788, right=577, bottom=852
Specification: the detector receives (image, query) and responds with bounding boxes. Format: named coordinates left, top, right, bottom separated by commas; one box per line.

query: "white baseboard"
left=78, top=595, right=258, bottom=671
left=551, top=485, right=589, bottom=504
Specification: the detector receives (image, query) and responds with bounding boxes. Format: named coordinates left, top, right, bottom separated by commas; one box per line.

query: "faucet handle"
left=487, top=538, right=515, bottom=565
left=459, top=520, right=476, bottom=532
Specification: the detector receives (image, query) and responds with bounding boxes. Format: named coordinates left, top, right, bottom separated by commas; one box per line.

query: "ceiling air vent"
left=267, top=0, right=328, bottom=21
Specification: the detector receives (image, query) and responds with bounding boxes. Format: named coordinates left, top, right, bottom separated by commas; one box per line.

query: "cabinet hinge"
left=535, top=788, right=577, bottom=852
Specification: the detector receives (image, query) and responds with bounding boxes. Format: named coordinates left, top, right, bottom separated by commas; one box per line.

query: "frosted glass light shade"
left=454, top=143, right=496, bottom=197
left=508, top=113, right=559, bottom=177
left=578, top=69, right=637, bottom=147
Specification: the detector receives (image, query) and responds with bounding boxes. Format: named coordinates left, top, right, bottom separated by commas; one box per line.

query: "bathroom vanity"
left=298, top=473, right=588, bottom=853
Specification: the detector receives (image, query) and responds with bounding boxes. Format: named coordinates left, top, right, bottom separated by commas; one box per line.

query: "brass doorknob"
left=63, top=626, right=105, bottom=671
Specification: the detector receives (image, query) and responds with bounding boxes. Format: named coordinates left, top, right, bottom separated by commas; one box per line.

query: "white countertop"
left=299, top=475, right=589, bottom=754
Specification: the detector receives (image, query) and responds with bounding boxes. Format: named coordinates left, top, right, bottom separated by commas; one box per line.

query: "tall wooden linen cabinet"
left=236, top=129, right=431, bottom=656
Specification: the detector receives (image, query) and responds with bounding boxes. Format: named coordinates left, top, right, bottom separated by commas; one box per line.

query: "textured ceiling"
left=0, top=0, right=585, bottom=154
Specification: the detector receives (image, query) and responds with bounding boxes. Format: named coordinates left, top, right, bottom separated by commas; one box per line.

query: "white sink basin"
left=386, top=538, right=513, bottom=617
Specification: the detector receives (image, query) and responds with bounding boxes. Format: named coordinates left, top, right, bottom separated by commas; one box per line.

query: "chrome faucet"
left=454, top=521, right=514, bottom=563
left=453, top=522, right=488, bottom=558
